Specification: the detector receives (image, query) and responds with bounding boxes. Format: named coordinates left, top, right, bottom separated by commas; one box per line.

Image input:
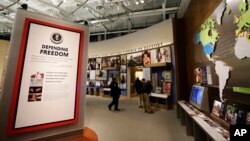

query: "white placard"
left=13, top=20, right=82, bottom=129
left=143, top=68, right=151, bottom=81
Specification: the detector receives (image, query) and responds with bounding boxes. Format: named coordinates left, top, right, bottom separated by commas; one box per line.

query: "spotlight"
left=84, top=21, right=89, bottom=26
left=21, top=4, right=28, bottom=10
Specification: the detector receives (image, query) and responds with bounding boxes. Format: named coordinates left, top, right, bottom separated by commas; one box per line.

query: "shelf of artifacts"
left=177, top=101, right=229, bottom=141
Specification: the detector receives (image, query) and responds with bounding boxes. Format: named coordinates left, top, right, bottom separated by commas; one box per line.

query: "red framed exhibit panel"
left=8, top=18, right=84, bottom=134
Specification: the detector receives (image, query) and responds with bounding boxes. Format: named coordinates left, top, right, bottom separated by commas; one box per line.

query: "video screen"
left=190, top=86, right=204, bottom=105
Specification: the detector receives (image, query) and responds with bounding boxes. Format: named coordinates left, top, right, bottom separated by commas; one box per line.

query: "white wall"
left=89, top=19, right=173, bottom=57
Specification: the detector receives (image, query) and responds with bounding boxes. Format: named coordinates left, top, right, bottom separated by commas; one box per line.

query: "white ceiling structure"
left=0, top=0, right=190, bottom=41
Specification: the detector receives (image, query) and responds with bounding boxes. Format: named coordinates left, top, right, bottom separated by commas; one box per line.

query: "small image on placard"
left=28, top=86, right=42, bottom=102
left=30, top=72, right=44, bottom=86
left=28, top=72, right=44, bottom=102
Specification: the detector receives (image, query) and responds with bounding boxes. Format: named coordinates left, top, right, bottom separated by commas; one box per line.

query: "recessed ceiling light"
left=135, top=1, right=139, bottom=5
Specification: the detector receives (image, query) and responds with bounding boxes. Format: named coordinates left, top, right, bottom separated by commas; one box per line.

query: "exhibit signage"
left=89, top=42, right=166, bottom=58
left=8, top=18, right=84, bottom=134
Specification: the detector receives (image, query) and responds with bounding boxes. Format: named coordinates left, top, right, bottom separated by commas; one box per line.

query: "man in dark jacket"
left=141, top=78, right=153, bottom=113
left=135, top=77, right=143, bottom=108
left=108, top=78, right=121, bottom=111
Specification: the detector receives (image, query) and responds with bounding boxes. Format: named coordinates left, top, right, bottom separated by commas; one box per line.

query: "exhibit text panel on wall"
left=8, top=18, right=84, bottom=134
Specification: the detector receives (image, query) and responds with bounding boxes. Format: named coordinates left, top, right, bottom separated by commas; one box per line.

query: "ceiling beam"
left=75, top=0, right=110, bottom=31
left=0, top=14, right=14, bottom=21
left=117, top=2, right=134, bottom=28
left=37, top=0, right=69, bottom=17
left=0, top=0, right=20, bottom=12
left=162, top=0, right=167, bottom=20
left=129, top=7, right=178, bottom=16
left=0, top=21, right=12, bottom=29
left=90, top=29, right=137, bottom=36
left=0, top=4, right=16, bottom=13
left=85, top=7, right=178, bottom=24
left=69, top=0, right=89, bottom=15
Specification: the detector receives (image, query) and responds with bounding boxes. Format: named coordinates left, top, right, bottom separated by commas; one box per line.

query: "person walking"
left=141, top=79, right=153, bottom=113
left=108, top=78, right=121, bottom=111
left=135, top=77, right=143, bottom=108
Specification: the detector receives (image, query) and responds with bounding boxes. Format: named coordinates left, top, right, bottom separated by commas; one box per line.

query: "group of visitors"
left=107, top=77, right=153, bottom=113
left=135, top=77, right=153, bottom=113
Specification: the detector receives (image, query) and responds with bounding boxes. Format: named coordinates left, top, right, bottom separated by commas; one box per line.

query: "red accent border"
left=7, top=18, right=84, bottom=135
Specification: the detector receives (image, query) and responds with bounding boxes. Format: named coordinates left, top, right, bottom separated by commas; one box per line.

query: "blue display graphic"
left=204, top=43, right=214, bottom=57
left=191, top=86, right=203, bottom=105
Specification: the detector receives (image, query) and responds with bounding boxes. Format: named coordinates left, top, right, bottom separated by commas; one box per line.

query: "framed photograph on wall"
left=90, top=70, right=96, bottom=80
left=8, top=18, right=84, bottom=134
left=96, top=70, right=107, bottom=80
left=109, top=56, right=120, bottom=68
left=88, top=58, right=96, bottom=70
left=151, top=47, right=171, bottom=64
left=101, top=57, right=109, bottom=68
left=120, top=65, right=127, bottom=73
left=96, top=58, right=102, bottom=70
left=142, top=50, right=151, bottom=66
left=127, top=52, right=143, bottom=67
left=120, top=54, right=127, bottom=65
left=120, top=73, right=127, bottom=89
left=101, top=56, right=120, bottom=69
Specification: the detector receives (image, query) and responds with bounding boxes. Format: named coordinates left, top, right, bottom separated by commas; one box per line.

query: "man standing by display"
left=108, top=78, right=121, bottom=111
left=135, top=77, right=143, bottom=108
left=141, top=78, right=153, bottom=113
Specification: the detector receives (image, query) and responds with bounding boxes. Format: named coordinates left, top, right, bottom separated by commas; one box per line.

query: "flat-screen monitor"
left=189, top=85, right=209, bottom=113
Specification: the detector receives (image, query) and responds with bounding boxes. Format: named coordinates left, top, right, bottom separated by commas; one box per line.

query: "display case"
left=177, top=101, right=229, bottom=141
left=142, top=46, right=173, bottom=110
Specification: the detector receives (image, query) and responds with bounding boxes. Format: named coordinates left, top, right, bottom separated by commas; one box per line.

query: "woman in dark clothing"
left=108, top=78, right=121, bottom=111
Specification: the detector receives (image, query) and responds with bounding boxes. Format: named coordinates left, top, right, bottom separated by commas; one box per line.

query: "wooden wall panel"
left=175, top=0, right=222, bottom=100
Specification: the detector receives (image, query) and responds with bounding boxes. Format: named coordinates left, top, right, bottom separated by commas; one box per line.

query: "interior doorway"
left=129, top=66, right=143, bottom=97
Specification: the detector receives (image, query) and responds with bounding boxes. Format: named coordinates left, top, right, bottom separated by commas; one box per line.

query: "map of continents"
left=234, top=0, right=250, bottom=59
left=196, top=18, right=219, bottom=60
left=196, top=0, right=230, bottom=101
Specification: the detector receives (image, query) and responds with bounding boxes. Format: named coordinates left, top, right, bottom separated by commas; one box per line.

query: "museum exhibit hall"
left=0, top=0, right=250, bottom=141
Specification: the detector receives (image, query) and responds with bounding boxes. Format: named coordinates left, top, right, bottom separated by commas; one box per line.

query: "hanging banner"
left=8, top=18, right=84, bottom=134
